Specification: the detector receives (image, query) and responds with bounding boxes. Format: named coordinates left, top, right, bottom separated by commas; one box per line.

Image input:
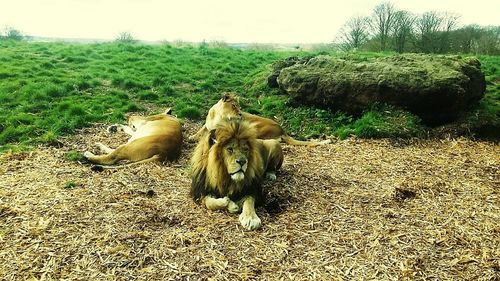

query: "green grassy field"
left=0, top=41, right=498, bottom=152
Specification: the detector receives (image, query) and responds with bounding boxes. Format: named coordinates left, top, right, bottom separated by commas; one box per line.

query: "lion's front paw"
left=107, top=124, right=122, bottom=133
left=83, top=151, right=95, bottom=159
left=239, top=213, right=261, bottom=230
left=204, top=196, right=230, bottom=210
left=227, top=201, right=240, bottom=213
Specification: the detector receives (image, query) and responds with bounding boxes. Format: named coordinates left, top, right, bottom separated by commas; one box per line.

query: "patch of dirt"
left=1, top=121, right=499, bottom=280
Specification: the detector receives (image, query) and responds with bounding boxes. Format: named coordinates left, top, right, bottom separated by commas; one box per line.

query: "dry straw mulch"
left=0, top=121, right=499, bottom=280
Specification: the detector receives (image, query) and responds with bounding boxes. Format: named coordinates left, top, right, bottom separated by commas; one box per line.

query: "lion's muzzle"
left=229, top=157, right=248, bottom=182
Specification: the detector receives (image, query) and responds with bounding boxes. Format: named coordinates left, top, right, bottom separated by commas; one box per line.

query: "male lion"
left=189, top=93, right=330, bottom=146
left=190, top=118, right=283, bottom=230
left=84, top=108, right=182, bottom=167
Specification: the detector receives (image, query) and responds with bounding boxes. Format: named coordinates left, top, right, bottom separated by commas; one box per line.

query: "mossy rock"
left=267, top=56, right=312, bottom=88
left=270, top=54, right=486, bottom=124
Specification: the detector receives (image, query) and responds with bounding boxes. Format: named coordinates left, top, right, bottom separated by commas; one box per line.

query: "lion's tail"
left=281, top=135, right=331, bottom=146
left=90, top=155, right=161, bottom=171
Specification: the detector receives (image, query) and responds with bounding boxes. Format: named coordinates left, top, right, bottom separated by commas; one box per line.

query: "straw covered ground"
left=0, top=121, right=499, bottom=280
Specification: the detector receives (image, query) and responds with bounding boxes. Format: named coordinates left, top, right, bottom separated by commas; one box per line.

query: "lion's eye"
left=227, top=147, right=233, bottom=153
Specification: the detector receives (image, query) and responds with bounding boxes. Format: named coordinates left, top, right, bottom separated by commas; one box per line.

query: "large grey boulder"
left=269, top=54, right=486, bottom=124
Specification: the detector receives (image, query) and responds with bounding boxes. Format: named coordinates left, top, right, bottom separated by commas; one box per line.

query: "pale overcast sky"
left=1, top=0, right=498, bottom=43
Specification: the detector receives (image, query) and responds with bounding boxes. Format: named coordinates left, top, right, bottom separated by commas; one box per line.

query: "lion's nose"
left=236, top=158, right=246, bottom=166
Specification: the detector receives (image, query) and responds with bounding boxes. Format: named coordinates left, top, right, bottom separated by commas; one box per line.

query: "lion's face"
left=191, top=118, right=264, bottom=202
left=222, top=138, right=250, bottom=182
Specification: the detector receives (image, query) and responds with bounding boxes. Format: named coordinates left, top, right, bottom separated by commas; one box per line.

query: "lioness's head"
left=127, top=116, right=146, bottom=131
left=217, top=92, right=241, bottom=118
left=206, top=93, right=242, bottom=130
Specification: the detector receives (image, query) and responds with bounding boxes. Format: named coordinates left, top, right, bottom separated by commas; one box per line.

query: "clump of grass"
left=239, top=95, right=350, bottom=140
left=240, top=93, right=426, bottom=140
left=63, top=180, right=78, bottom=189
left=65, top=151, right=85, bottom=162
left=0, top=127, right=23, bottom=144
left=39, top=130, right=58, bottom=144
left=138, top=91, right=159, bottom=101
left=472, top=55, right=500, bottom=137
left=6, top=113, right=35, bottom=125
left=177, top=106, right=202, bottom=119
left=334, top=106, right=426, bottom=139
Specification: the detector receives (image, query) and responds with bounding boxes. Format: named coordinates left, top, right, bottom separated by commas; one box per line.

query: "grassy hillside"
left=0, top=41, right=295, bottom=151
left=0, top=41, right=498, bottom=152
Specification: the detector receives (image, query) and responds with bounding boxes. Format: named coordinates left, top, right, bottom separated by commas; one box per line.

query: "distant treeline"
left=336, top=2, right=500, bottom=55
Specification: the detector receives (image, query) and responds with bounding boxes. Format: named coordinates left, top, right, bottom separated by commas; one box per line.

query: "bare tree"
left=416, top=11, right=442, bottom=34
left=415, top=11, right=445, bottom=53
left=336, top=15, right=371, bottom=50
left=392, top=10, right=415, bottom=53
left=450, top=25, right=482, bottom=53
left=371, top=2, right=397, bottom=51
left=475, top=26, right=500, bottom=55
left=442, top=12, right=460, bottom=32
left=414, top=11, right=460, bottom=53
left=438, top=12, right=461, bottom=53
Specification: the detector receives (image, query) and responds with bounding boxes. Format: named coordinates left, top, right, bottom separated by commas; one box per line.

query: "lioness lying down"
left=190, top=118, right=283, bottom=230
left=84, top=108, right=182, bottom=167
left=189, top=93, right=330, bottom=146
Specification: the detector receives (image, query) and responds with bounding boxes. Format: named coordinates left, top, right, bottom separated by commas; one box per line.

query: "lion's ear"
left=222, top=93, right=231, bottom=102
left=208, top=129, right=217, bottom=147
left=164, top=107, right=172, bottom=115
